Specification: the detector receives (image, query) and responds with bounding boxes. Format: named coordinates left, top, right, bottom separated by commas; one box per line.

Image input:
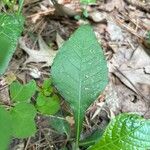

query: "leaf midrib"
left=76, top=49, right=82, bottom=144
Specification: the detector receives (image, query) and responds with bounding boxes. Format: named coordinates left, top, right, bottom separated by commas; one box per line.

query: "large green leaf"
left=0, top=107, right=12, bottom=150
left=10, top=102, right=37, bottom=138
left=90, top=114, right=150, bottom=150
left=51, top=25, right=108, bottom=144
left=0, top=13, right=24, bottom=75
left=10, top=80, right=36, bottom=102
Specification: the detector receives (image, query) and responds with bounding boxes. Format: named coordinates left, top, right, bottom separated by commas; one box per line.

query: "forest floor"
left=0, top=0, right=150, bottom=149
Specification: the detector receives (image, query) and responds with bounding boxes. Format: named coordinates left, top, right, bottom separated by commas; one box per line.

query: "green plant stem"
left=18, top=0, right=24, bottom=14
left=72, top=142, right=79, bottom=150
left=75, top=141, right=79, bottom=150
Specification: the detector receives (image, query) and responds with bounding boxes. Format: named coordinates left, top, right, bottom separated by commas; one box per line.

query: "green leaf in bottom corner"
left=90, top=114, right=150, bottom=150
left=10, top=80, right=36, bottom=102
left=10, top=103, right=37, bottom=138
left=0, top=13, right=24, bottom=75
left=51, top=25, right=108, bottom=143
left=36, top=93, right=60, bottom=115
left=0, top=107, right=12, bottom=150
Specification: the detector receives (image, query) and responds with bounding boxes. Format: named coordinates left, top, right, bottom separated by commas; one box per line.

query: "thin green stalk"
left=72, top=142, right=80, bottom=150
left=18, top=0, right=24, bottom=14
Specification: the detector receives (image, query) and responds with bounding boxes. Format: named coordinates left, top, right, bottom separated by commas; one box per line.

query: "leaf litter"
left=0, top=0, right=150, bottom=149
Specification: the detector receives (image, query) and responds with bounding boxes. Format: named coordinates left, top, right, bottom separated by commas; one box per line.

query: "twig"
left=124, top=0, right=150, bottom=12
left=24, top=137, right=31, bottom=150
left=115, top=67, right=149, bottom=102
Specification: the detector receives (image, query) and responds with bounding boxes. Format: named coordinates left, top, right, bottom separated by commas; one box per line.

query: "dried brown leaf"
left=19, top=36, right=58, bottom=67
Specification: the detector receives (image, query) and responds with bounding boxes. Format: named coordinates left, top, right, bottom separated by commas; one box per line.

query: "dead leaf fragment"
left=99, top=0, right=125, bottom=12
left=29, top=67, right=41, bottom=79
left=107, top=21, right=124, bottom=41
left=66, top=116, right=74, bottom=127
left=89, top=11, right=107, bottom=23
left=110, top=45, right=150, bottom=100
left=56, top=33, right=64, bottom=48
left=19, top=36, right=58, bottom=67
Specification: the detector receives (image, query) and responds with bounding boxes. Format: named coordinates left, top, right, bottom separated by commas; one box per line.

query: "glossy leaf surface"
left=90, top=114, right=150, bottom=150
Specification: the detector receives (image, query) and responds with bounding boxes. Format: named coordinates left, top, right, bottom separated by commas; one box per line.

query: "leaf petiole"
left=18, top=0, right=24, bottom=14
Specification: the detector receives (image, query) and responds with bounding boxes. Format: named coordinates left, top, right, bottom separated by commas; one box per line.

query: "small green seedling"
left=36, top=93, right=60, bottom=115
left=36, top=79, right=60, bottom=115
left=0, top=80, right=37, bottom=150
left=75, top=0, right=93, bottom=20
left=0, top=78, right=61, bottom=149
